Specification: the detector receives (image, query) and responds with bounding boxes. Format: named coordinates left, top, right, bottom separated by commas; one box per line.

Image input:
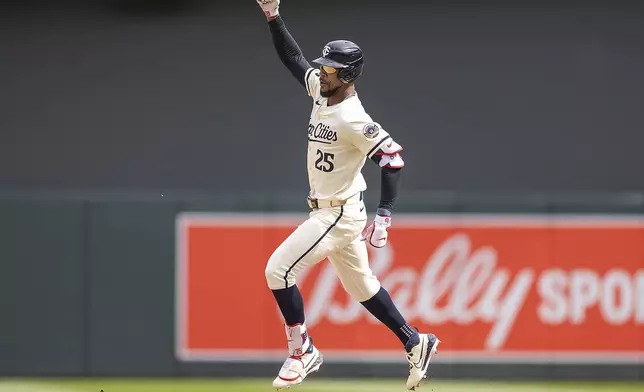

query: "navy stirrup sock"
left=361, top=286, right=419, bottom=347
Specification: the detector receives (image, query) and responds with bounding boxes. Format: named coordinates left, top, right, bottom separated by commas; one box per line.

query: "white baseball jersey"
left=304, top=68, right=398, bottom=201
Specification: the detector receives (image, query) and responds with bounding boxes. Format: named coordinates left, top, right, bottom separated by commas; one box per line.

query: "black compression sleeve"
left=268, top=16, right=312, bottom=88
left=378, top=167, right=403, bottom=214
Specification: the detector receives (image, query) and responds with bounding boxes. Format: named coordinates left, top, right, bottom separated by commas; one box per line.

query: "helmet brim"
left=312, top=56, right=348, bottom=69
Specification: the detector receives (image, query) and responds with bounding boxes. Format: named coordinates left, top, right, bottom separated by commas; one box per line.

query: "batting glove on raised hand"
left=256, top=0, right=280, bottom=18
left=361, top=214, right=392, bottom=248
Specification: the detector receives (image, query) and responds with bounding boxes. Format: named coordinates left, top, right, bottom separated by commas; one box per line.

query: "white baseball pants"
left=264, top=193, right=382, bottom=302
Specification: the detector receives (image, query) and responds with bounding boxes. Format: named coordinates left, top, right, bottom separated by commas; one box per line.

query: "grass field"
left=1, top=379, right=643, bottom=392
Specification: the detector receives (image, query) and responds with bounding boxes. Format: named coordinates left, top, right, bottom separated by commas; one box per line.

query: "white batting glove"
left=256, top=0, right=280, bottom=18
left=361, top=214, right=391, bottom=248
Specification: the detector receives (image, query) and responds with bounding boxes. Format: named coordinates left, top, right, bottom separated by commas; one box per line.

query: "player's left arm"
left=346, top=121, right=405, bottom=248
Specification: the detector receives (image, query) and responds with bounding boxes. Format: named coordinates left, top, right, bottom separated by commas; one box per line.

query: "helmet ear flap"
left=338, top=63, right=363, bottom=84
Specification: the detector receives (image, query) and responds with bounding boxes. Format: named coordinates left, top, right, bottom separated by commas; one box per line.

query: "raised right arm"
left=258, top=1, right=312, bottom=88
left=268, top=16, right=312, bottom=88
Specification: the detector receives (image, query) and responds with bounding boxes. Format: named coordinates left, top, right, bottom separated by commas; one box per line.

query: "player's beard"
left=320, top=85, right=341, bottom=98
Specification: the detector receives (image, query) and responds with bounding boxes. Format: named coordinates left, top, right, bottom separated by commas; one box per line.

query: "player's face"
left=319, top=65, right=342, bottom=97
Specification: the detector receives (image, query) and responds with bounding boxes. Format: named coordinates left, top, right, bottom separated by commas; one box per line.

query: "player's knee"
left=264, top=263, right=279, bottom=289
left=344, top=276, right=381, bottom=302
left=265, top=258, right=286, bottom=290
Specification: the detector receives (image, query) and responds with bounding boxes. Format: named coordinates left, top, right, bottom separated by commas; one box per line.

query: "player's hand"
left=256, top=0, right=280, bottom=18
left=361, top=214, right=391, bottom=248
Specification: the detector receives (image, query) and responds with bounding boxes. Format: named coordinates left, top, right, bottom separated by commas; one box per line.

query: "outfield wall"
left=1, top=191, right=642, bottom=380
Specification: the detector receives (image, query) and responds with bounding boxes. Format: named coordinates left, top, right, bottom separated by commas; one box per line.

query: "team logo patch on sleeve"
left=362, top=123, right=380, bottom=139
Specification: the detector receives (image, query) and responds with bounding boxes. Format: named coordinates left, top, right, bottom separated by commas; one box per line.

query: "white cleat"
left=406, top=333, right=440, bottom=390
left=272, top=342, right=323, bottom=390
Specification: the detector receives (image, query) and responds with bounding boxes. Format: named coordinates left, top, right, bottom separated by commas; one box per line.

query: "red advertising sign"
left=175, top=213, right=644, bottom=363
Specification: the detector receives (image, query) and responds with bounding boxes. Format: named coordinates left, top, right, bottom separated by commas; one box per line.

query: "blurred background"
left=1, top=0, right=643, bottom=391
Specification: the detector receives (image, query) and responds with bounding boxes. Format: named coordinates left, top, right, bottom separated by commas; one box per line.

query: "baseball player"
left=256, top=0, right=440, bottom=390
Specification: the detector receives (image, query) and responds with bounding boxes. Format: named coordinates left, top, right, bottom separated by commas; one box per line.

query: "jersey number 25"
left=315, top=149, right=335, bottom=172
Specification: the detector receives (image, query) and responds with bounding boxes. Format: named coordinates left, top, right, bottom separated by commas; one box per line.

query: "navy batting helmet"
left=312, top=40, right=364, bottom=84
